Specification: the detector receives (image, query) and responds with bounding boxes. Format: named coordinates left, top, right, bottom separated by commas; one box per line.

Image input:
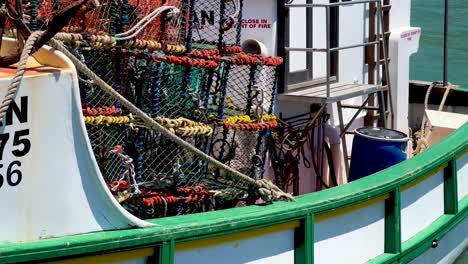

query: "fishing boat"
left=0, top=0, right=466, bottom=263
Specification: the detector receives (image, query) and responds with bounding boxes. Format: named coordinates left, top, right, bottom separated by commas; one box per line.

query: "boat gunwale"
left=0, top=123, right=467, bottom=263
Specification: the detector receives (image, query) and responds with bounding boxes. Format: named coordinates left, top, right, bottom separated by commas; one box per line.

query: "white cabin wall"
left=312, top=0, right=326, bottom=78
left=277, top=0, right=415, bottom=192
left=328, top=3, right=366, bottom=128
left=390, top=0, right=411, bottom=29
left=289, top=0, right=308, bottom=72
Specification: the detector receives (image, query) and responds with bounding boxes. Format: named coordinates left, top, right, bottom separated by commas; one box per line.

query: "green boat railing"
left=0, top=123, right=467, bottom=263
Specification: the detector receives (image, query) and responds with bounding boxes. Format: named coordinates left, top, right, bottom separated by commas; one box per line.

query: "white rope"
left=48, top=38, right=294, bottom=202
left=413, top=81, right=454, bottom=155
left=114, top=6, right=180, bottom=41
left=222, top=0, right=241, bottom=30
left=109, top=149, right=141, bottom=194
left=0, top=31, right=43, bottom=125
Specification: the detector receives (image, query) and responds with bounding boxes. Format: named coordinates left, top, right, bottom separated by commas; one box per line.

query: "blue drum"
left=349, top=127, right=408, bottom=182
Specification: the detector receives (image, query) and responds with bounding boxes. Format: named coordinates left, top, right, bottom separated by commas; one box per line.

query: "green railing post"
left=385, top=188, right=401, bottom=253
left=295, top=213, right=314, bottom=264
left=444, top=158, right=459, bottom=214
left=159, top=240, right=175, bottom=264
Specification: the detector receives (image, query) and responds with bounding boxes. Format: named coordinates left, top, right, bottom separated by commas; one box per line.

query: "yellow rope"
left=84, top=114, right=136, bottom=130
left=54, top=32, right=186, bottom=53
left=155, top=117, right=213, bottom=137
left=225, top=115, right=277, bottom=125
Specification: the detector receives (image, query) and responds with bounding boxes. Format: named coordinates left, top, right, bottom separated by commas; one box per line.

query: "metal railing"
left=285, top=0, right=388, bottom=98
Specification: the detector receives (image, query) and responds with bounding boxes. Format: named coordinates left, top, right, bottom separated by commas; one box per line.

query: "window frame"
left=278, top=0, right=340, bottom=93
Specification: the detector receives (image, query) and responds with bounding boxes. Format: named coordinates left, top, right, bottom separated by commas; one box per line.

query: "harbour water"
left=410, top=0, right=468, bottom=89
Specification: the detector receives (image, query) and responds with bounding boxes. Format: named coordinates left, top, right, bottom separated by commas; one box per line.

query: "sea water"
left=410, top=0, right=468, bottom=89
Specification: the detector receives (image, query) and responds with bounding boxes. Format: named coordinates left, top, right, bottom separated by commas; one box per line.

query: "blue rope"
left=213, top=63, right=232, bottom=185
left=114, top=50, right=122, bottom=108
left=269, top=66, right=280, bottom=114
left=217, top=63, right=231, bottom=119
left=121, top=0, right=130, bottom=30
left=245, top=65, right=258, bottom=114
left=203, top=69, right=215, bottom=110
left=217, top=0, right=227, bottom=51
left=109, top=0, right=120, bottom=35
left=136, top=130, right=145, bottom=182
left=151, top=63, right=162, bottom=117
left=29, top=0, right=39, bottom=31
left=252, top=132, right=264, bottom=178
left=185, top=0, right=197, bottom=52
left=235, top=0, right=244, bottom=46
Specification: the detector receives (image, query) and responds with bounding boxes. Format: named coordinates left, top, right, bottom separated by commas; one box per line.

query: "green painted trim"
left=370, top=197, right=468, bottom=263
left=308, top=214, right=314, bottom=264
left=384, top=188, right=401, bottom=253
left=444, top=158, right=459, bottom=214
left=0, top=124, right=467, bottom=263
left=159, top=240, right=174, bottom=264
left=294, top=214, right=313, bottom=264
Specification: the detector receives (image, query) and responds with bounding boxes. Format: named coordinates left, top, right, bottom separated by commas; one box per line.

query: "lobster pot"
left=211, top=127, right=269, bottom=179
left=78, top=49, right=120, bottom=108
left=189, top=0, right=243, bottom=51
left=38, top=0, right=189, bottom=53
left=38, top=0, right=117, bottom=33
left=217, top=57, right=280, bottom=118
left=85, top=121, right=217, bottom=219
left=156, top=57, right=217, bottom=119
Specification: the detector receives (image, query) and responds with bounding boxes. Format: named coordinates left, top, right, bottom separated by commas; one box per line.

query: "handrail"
left=285, top=0, right=380, bottom=8
left=286, top=41, right=380, bottom=53
left=0, top=123, right=467, bottom=263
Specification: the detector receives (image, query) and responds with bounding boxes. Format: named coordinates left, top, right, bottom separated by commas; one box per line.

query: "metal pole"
left=443, top=0, right=448, bottom=86
left=376, top=1, right=381, bottom=86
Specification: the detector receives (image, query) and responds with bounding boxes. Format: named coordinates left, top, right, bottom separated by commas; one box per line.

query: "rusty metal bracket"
left=0, top=0, right=86, bottom=67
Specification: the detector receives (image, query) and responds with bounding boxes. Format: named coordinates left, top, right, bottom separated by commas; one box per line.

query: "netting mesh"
left=218, top=60, right=278, bottom=118
left=76, top=51, right=282, bottom=219
left=15, top=0, right=285, bottom=219
left=189, top=0, right=242, bottom=51
left=32, top=0, right=189, bottom=52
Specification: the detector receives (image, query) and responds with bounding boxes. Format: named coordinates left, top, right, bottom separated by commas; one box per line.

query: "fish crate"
left=187, top=0, right=243, bottom=53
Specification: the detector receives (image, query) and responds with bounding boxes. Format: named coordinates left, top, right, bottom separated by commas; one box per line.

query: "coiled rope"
left=46, top=38, right=293, bottom=202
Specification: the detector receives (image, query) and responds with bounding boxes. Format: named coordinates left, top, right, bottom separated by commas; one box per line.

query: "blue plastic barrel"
left=349, top=127, right=408, bottom=182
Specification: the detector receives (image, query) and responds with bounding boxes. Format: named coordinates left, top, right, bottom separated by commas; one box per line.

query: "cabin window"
left=283, top=0, right=339, bottom=90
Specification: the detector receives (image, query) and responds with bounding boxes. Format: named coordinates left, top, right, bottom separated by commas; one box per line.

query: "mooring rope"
left=47, top=38, right=293, bottom=202
left=413, top=81, right=455, bottom=155
left=0, top=31, right=43, bottom=124
left=114, top=6, right=180, bottom=41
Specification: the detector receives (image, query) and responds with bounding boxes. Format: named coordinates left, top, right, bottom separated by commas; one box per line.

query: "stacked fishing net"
left=35, top=0, right=188, bottom=53
left=27, top=0, right=286, bottom=219
left=188, top=0, right=242, bottom=51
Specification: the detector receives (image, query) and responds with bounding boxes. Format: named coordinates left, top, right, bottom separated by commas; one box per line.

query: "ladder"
left=365, top=0, right=393, bottom=126
left=280, top=0, right=394, bottom=177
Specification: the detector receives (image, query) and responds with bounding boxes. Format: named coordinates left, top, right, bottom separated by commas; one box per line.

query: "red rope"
left=165, top=55, right=219, bottom=70
left=223, top=120, right=278, bottom=131
left=228, top=53, right=283, bottom=66
left=83, top=106, right=122, bottom=116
